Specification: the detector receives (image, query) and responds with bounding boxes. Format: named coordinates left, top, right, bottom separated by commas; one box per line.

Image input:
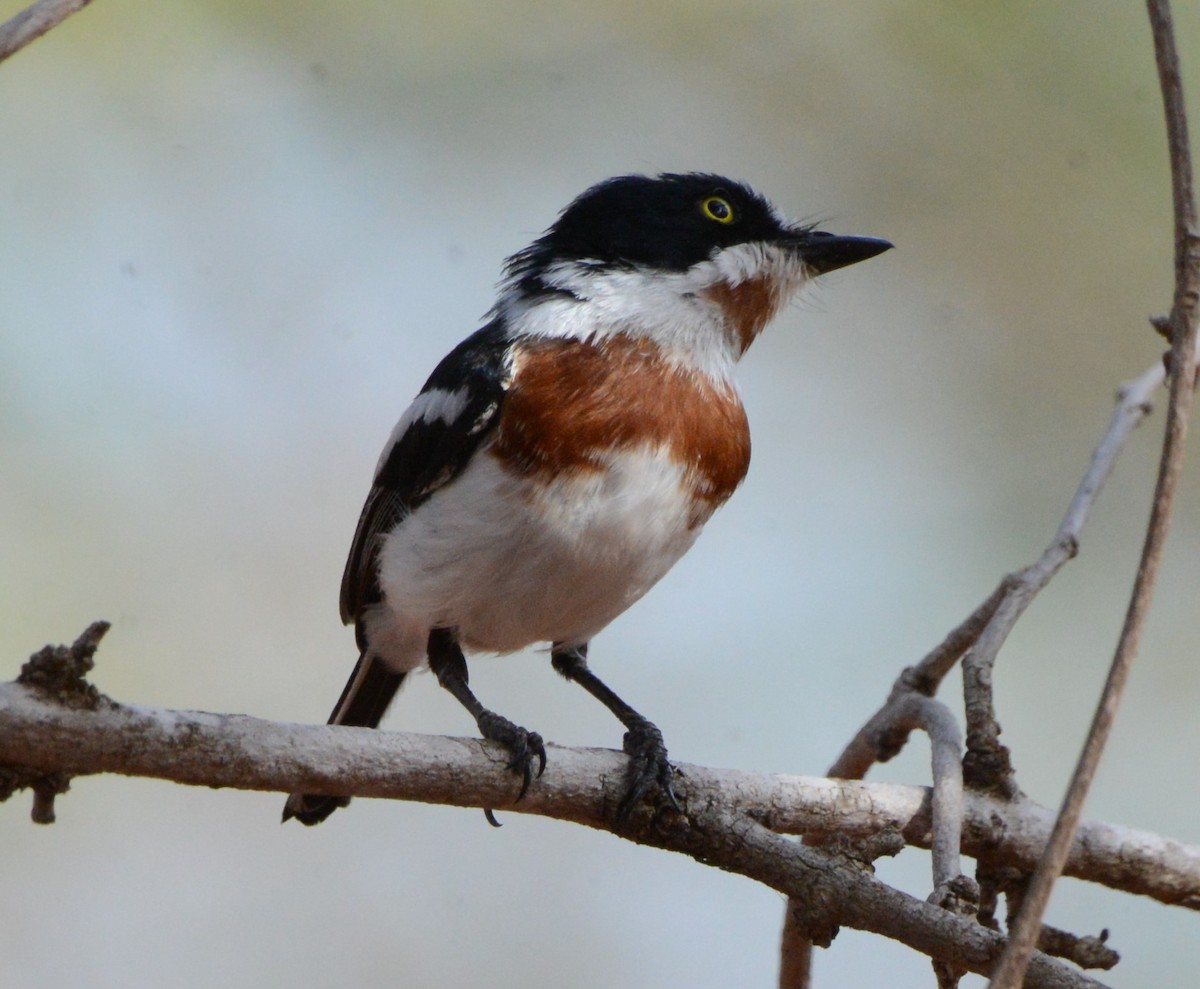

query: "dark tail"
left=282, top=653, right=408, bottom=826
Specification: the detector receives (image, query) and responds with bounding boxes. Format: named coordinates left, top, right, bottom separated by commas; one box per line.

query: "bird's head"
left=500, top=173, right=891, bottom=368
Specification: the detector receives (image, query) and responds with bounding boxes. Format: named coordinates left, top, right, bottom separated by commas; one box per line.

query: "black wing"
left=339, top=320, right=513, bottom=625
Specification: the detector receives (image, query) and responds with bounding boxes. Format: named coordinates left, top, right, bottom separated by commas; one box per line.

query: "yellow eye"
left=700, top=195, right=736, bottom=224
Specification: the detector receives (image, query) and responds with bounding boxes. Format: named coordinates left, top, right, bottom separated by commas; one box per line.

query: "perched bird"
left=283, top=172, right=890, bottom=825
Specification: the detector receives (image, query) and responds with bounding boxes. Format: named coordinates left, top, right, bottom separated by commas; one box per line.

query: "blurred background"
left=2, top=2, right=1197, bottom=986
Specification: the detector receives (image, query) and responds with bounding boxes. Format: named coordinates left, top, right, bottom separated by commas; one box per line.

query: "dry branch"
left=3, top=2, right=1196, bottom=985
left=989, top=1, right=1200, bottom=983
left=0, top=0, right=96, bottom=63
left=3, top=659, right=1200, bottom=988
left=780, top=335, right=1200, bottom=987
left=2, top=678, right=1197, bottom=909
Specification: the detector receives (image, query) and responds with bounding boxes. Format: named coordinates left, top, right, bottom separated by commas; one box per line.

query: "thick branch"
left=1, top=680, right=1197, bottom=913
left=671, top=808, right=1105, bottom=989
left=0, top=683, right=1118, bottom=989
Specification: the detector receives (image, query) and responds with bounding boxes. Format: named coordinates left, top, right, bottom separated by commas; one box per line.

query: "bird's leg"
left=551, top=642, right=680, bottom=820
left=427, top=628, right=545, bottom=799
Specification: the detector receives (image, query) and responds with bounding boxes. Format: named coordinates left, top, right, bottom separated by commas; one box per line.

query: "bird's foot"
left=477, top=710, right=546, bottom=800
left=617, top=719, right=680, bottom=822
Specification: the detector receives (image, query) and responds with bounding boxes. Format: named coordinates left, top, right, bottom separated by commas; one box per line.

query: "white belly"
left=374, top=443, right=705, bottom=662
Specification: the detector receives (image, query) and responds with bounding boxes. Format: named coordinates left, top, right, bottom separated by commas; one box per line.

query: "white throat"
left=496, top=242, right=810, bottom=380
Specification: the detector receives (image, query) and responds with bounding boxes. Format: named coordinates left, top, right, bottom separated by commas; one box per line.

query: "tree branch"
left=989, top=2, right=1200, bottom=983
left=822, top=344, right=1182, bottom=802
left=2, top=665, right=1198, bottom=987
left=1, top=4, right=1194, bottom=984
left=780, top=336, right=1199, bottom=988
left=0, top=0, right=96, bottom=64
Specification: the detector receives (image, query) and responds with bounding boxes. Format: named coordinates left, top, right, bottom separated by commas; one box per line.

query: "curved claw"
left=511, top=731, right=546, bottom=800
left=657, top=769, right=682, bottom=815
left=531, top=735, right=548, bottom=780
left=477, top=712, right=546, bottom=802
left=616, top=721, right=678, bottom=822
left=509, top=731, right=546, bottom=778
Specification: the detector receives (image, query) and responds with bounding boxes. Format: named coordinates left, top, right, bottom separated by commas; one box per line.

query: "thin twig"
left=0, top=0, right=96, bottom=64
left=960, top=357, right=1179, bottom=796
left=988, top=2, right=1200, bottom=985
left=906, top=696, right=975, bottom=989
left=903, top=696, right=968, bottom=893
left=782, top=64, right=1196, bottom=984
left=826, top=582, right=1007, bottom=782
left=780, top=346, right=1184, bottom=987
left=826, top=351, right=1169, bottom=795
left=786, top=693, right=974, bottom=988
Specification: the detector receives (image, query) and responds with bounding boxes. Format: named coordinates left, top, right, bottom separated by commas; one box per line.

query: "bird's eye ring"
left=700, top=195, right=736, bottom=224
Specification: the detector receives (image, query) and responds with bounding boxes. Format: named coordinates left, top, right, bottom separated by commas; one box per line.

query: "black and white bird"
left=283, top=172, right=890, bottom=825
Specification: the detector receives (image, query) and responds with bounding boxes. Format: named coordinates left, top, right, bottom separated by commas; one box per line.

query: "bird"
left=282, top=172, right=890, bottom=826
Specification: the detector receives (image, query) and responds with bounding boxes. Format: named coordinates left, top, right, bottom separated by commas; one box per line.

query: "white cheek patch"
left=495, top=242, right=809, bottom=380
left=707, top=241, right=809, bottom=292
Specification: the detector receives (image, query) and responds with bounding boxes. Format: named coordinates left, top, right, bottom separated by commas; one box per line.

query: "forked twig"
left=988, top=1, right=1200, bottom=984
left=780, top=323, right=1191, bottom=989
left=782, top=3, right=1199, bottom=981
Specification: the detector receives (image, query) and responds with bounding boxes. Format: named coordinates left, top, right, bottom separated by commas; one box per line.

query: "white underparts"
left=371, top=444, right=704, bottom=664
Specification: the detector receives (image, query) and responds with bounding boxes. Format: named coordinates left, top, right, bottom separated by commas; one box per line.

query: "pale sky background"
left=2, top=2, right=1198, bottom=987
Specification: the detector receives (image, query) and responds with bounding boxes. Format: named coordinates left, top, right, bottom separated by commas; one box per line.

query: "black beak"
left=785, top=230, right=893, bottom=274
